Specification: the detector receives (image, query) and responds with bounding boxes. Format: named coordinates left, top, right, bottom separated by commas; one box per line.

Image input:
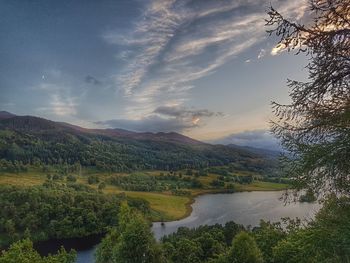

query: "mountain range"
left=0, top=111, right=277, bottom=173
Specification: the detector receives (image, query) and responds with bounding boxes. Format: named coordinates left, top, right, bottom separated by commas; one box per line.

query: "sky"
left=0, top=0, right=310, bottom=148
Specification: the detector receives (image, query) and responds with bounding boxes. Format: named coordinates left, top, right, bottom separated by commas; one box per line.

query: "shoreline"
left=1, top=187, right=289, bottom=250
left=157, top=187, right=289, bottom=222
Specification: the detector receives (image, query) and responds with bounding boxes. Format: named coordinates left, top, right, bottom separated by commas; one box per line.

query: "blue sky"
left=0, top=0, right=309, bottom=146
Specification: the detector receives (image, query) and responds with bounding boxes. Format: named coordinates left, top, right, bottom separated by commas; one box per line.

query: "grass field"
left=104, top=185, right=191, bottom=221
left=0, top=169, right=289, bottom=221
left=0, top=172, right=45, bottom=186
left=235, top=181, right=289, bottom=191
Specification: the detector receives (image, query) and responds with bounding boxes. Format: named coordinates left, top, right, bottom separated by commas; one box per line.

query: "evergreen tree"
left=96, top=203, right=163, bottom=263
left=267, top=0, right=350, bottom=194
left=228, top=232, right=263, bottom=263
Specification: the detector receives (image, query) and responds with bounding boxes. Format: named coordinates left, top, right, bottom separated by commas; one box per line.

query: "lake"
left=152, top=191, right=320, bottom=240
left=38, top=191, right=321, bottom=263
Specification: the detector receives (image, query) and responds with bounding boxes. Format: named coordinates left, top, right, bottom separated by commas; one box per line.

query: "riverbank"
left=152, top=190, right=320, bottom=240
left=41, top=190, right=317, bottom=263
left=106, top=180, right=290, bottom=222
left=161, top=181, right=290, bottom=222
left=0, top=170, right=289, bottom=222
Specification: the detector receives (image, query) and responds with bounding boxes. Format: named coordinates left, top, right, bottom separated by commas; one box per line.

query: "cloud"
left=103, top=0, right=308, bottom=118
left=258, top=48, right=266, bottom=59
left=33, top=70, right=80, bottom=118
left=85, top=75, right=102, bottom=86
left=96, top=115, right=194, bottom=133
left=154, top=105, right=222, bottom=118
left=97, top=105, right=222, bottom=132
left=210, top=129, right=281, bottom=151
left=36, top=94, right=77, bottom=117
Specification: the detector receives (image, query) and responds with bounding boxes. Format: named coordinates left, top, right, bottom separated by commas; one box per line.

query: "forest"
left=0, top=183, right=150, bottom=247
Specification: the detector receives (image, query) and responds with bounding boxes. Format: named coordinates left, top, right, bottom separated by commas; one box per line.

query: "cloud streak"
left=33, top=70, right=80, bottom=118
left=107, top=0, right=307, bottom=114
left=97, top=105, right=222, bottom=132
left=210, top=129, right=281, bottom=151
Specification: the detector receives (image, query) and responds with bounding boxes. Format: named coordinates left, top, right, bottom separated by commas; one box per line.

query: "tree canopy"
left=0, top=239, right=75, bottom=263
left=95, top=203, right=163, bottom=263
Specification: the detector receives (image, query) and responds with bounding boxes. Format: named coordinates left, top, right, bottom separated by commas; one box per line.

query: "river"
left=37, top=191, right=321, bottom=263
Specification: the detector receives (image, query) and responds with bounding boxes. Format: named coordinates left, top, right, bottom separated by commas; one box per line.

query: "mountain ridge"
left=0, top=111, right=277, bottom=173
left=0, top=112, right=203, bottom=145
left=227, top=144, right=281, bottom=159
left=0, top=111, right=16, bottom=120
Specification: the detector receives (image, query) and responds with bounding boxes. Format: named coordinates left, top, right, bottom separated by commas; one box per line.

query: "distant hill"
left=0, top=115, right=203, bottom=145
left=227, top=144, right=281, bottom=159
left=0, top=112, right=277, bottom=173
left=0, top=111, right=16, bottom=120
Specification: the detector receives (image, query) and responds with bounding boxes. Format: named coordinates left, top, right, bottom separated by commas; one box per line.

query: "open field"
left=104, top=185, right=191, bottom=221
left=0, top=169, right=289, bottom=221
left=235, top=181, right=289, bottom=191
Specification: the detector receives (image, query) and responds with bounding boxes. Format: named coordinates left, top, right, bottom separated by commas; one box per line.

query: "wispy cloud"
left=210, top=129, right=281, bottom=150
left=111, top=0, right=306, bottom=101
left=97, top=105, right=222, bottom=132
left=258, top=48, right=266, bottom=59
left=33, top=69, right=79, bottom=117
left=36, top=93, right=77, bottom=117
left=103, top=0, right=307, bottom=131
left=48, top=94, right=77, bottom=116
left=154, top=105, right=222, bottom=118
left=96, top=115, right=194, bottom=133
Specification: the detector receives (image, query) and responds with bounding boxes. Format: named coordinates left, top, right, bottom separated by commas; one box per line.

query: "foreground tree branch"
left=267, top=0, right=350, bottom=195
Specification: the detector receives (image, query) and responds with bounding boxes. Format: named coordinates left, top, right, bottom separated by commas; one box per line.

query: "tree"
left=96, top=203, right=163, bottom=263
left=95, top=229, right=119, bottom=263
left=267, top=0, right=350, bottom=195
left=195, top=233, right=225, bottom=260
left=114, top=214, right=159, bottom=263
left=66, top=174, right=76, bottom=182
left=0, top=239, right=76, bottom=263
left=98, top=182, right=106, bottom=191
left=228, top=232, right=263, bottom=263
left=171, top=239, right=202, bottom=263
left=272, top=196, right=350, bottom=263
left=253, top=221, right=286, bottom=263
left=223, top=221, right=244, bottom=246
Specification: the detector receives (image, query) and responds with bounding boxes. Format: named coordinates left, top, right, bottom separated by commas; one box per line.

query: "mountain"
left=0, top=111, right=16, bottom=120
left=227, top=144, right=281, bottom=159
left=0, top=112, right=276, bottom=173
left=0, top=115, right=202, bottom=145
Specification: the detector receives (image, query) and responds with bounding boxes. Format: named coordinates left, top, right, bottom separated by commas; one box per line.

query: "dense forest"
left=0, top=183, right=150, bottom=247
left=0, top=115, right=277, bottom=173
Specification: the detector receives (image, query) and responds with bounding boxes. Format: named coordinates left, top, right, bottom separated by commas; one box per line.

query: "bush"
left=66, top=174, right=77, bottom=182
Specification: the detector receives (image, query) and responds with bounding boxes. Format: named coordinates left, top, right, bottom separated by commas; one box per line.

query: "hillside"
left=0, top=111, right=16, bottom=120
left=0, top=113, right=276, bottom=173
left=227, top=144, right=281, bottom=159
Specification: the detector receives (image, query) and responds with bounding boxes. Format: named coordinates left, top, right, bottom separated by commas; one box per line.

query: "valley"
left=0, top=168, right=288, bottom=222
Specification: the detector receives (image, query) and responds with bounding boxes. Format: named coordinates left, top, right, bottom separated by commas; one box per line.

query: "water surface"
left=152, top=191, right=320, bottom=239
